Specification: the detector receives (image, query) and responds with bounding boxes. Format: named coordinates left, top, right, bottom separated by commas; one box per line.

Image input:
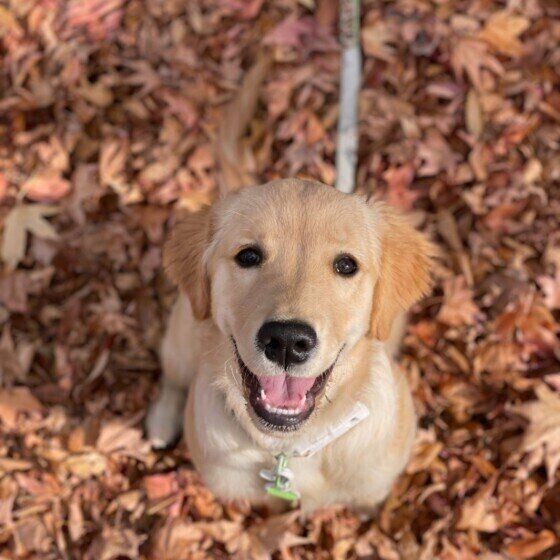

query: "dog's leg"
left=146, top=378, right=187, bottom=449
left=146, top=293, right=198, bottom=449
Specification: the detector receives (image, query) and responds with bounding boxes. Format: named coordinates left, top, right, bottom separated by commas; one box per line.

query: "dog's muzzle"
left=232, top=340, right=338, bottom=431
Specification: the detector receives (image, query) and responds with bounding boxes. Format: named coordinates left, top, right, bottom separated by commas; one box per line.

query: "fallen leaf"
left=505, top=530, right=556, bottom=559
left=465, top=88, right=484, bottom=137
left=451, top=37, right=503, bottom=90
left=479, top=11, right=530, bottom=57
left=362, top=21, right=397, bottom=62
left=383, top=164, right=418, bottom=211
left=0, top=171, right=7, bottom=201
left=263, top=16, right=318, bottom=48
left=1, top=204, right=59, bottom=270
left=438, top=276, right=482, bottom=327
left=13, top=517, right=52, bottom=557
left=0, top=387, right=43, bottom=428
left=538, top=272, right=560, bottom=310
left=457, top=478, right=501, bottom=532
left=60, top=452, right=108, bottom=479
left=516, top=384, right=560, bottom=482
left=22, top=171, right=71, bottom=202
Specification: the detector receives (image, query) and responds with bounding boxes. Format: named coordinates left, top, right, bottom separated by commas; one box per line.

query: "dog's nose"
left=257, top=321, right=317, bottom=369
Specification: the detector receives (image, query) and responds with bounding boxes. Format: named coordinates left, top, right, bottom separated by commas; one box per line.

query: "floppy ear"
left=163, top=206, right=214, bottom=321
left=368, top=202, right=436, bottom=340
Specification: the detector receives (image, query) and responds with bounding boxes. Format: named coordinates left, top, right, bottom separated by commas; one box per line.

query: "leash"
left=335, top=0, right=361, bottom=194
left=259, top=401, right=370, bottom=504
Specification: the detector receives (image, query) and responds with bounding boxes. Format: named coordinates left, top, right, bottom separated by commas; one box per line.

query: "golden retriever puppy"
left=147, top=178, right=434, bottom=511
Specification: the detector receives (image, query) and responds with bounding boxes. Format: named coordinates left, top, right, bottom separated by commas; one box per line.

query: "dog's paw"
left=145, top=386, right=186, bottom=449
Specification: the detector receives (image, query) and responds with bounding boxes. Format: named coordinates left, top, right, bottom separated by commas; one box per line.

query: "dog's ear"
left=368, top=202, right=436, bottom=340
left=163, top=206, right=214, bottom=321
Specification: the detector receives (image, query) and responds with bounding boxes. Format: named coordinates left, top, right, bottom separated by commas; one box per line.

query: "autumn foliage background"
left=1, top=0, right=560, bottom=558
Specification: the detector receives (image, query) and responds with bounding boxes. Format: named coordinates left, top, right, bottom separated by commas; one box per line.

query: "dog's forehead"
left=217, top=180, right=370, bottom=243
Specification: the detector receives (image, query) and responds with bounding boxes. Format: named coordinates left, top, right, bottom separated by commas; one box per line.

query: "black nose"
left=257, top=320, right=317, bottom=369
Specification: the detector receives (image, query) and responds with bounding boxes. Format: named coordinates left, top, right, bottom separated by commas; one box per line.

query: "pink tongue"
left=258, top=374, right=316, bottom=407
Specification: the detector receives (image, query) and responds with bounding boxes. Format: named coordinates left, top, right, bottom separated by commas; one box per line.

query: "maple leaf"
left=416, top=129, right=459, bottom=177
left=450, top=37, right=504, bottom=90
left=456, top=476, right=516, bottom=532
left=362, top=21, right=397, bottom=62
left=383, top=163, right=419, bottom=211
left=1, top=204, right=59, bottom=270
left=438, top=276, right=483, bottom=327
left=516, top=384, right=560, bottom=482
left=478, top=11, right=530, bottom=58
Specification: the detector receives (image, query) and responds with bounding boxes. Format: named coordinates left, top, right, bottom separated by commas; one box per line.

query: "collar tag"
left=292, top=401, right=370, bottom=458
left=259, top=452, right=300, bottom=503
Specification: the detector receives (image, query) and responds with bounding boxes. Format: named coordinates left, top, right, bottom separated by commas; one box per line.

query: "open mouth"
left=232, top=341, right=338, bottom=431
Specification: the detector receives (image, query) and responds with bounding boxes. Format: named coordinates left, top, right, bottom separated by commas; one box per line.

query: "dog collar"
left=259, top=401, right=370, bottom=502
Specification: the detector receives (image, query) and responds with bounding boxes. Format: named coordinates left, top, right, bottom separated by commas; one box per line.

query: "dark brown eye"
left=334, top=255, right=358, bottom=276
left=235, top=247, right=263, bottom=268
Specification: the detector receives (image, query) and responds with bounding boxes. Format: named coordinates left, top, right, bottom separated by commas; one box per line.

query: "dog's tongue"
left=258, top=374, right=316, bottom=407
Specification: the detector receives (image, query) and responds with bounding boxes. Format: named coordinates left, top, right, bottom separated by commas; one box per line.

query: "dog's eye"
left=334, top=255, right=358, bottom=276
left=235, top=247, right=263, bottom=268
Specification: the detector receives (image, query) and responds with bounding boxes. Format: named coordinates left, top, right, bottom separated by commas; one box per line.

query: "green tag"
left=259, top=453, right=300, bottom=504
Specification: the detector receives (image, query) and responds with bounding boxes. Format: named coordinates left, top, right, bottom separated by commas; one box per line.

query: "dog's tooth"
left=260, top=389, right=266, bottom=400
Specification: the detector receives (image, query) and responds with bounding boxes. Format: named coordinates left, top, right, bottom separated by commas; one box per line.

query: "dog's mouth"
left=232, top=341, right=339, bottom=432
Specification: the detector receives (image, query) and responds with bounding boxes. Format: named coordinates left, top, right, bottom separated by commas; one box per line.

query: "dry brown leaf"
left=516, top=384, right=560, bottom=482
left=99, top=138, right=128, bottom=189
left=465, top=89, right=483, bottom=137
left=457, top=478, right=501, bottom=532
left=479, top=11, right=530, bottom=57
left=22, top=171, right=71, bottom=202
left=1, top=204, right=59, bottom=270
left=13, top=517, right=52, bottom=557
left=538, top=272, right=560, bottom=310
left=438, top=276, right=482, bottom=327
left=96, top=416, right=152, bottom=462
left=60, top=452, right=108, bottom=479
left=362, top=21, right=397, bottom=62
left=246, top=511, right=309, bottom=560
left=0, top=387, right=43, bottom=428
left=0, top=171, right=7, bottom=201
left=86, top=526, right=145, bottom=560
left=451, top=38, right=503, bottom=90
left=504, top=530, right=557, bottom=559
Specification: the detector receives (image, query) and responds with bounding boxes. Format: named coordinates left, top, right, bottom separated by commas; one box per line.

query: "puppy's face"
left=166, top=180, right=433, bottom=437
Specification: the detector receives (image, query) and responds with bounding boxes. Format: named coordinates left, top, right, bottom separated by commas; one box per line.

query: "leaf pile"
left=1, top=0, right=560, bottom=558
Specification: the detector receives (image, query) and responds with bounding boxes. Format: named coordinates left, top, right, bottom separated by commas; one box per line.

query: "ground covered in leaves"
left=1, top=0, right=560, bottom=558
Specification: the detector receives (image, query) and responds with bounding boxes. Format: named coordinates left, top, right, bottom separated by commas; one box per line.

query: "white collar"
left=290, top=401, right=370, bottom=458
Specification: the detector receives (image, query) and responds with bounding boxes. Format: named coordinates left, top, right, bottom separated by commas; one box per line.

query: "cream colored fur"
left=147, top=179, right=434, bottom=511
